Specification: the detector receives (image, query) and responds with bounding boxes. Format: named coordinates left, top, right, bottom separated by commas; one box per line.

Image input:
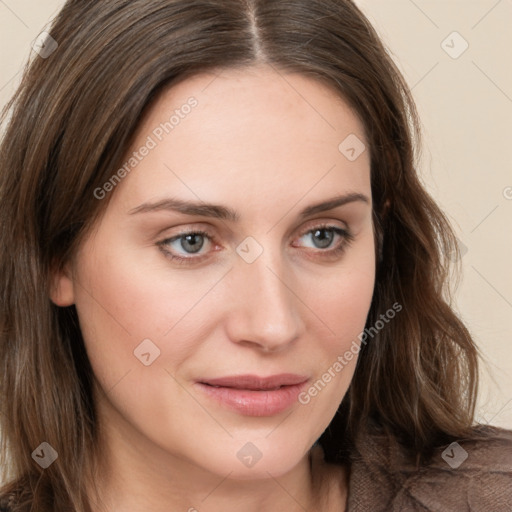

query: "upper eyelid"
left=166, top=221, right=347, bottom=238
left=163, top=217, right=349, bottom=238
left=297, top=220, right=348, bottom=235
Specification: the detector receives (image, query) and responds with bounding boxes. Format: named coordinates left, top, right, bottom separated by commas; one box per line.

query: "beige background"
left=0, top=1, right=511, bottom=428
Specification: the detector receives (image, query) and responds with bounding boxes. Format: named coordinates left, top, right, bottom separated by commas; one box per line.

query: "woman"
left=0, top=1, right=510, bottom=511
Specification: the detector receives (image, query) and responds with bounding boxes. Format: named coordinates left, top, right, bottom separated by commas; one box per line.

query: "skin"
left=51, top=63, right=375, bottom=512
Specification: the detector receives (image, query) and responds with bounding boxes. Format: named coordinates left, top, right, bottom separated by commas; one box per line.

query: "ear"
left=49, top=262, right=75, bottom=306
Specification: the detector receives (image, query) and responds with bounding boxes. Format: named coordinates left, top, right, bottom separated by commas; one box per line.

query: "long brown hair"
left=0, top=0, right=480, bottom=510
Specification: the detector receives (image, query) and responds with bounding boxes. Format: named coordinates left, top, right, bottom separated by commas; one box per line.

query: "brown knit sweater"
left=343, top=426, right=512, bottom=511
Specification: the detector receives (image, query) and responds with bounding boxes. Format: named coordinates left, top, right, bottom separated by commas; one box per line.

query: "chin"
left=196, top=435, right=312, bottom=481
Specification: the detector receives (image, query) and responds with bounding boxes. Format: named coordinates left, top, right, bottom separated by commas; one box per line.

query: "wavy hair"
left=0, top=0, right=479, bottom=510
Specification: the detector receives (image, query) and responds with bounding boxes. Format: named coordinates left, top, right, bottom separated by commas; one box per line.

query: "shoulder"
left=0, top=493, right=13, bottom=512
left=346, top=425, right=512, bottom=511
left=0, top=481, right=29, bottom=512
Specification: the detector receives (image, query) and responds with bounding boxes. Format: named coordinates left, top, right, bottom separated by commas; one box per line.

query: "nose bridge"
left=228, top=240, right=303, bottom=351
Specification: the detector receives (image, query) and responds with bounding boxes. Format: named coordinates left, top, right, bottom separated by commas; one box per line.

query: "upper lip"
left=199, top=374, right=308, bottom=390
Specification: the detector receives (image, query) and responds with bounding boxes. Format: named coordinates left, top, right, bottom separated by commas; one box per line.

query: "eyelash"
left=157, top=224, right=355, bottom=266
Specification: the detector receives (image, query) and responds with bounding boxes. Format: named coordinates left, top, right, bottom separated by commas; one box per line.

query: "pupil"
left=182, top=234, right=204, bottom=253
left=314, top=229, right=333, bottom=249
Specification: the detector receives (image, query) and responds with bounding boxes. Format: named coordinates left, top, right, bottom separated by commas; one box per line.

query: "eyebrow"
left=128, top=192, right=370, bottom=221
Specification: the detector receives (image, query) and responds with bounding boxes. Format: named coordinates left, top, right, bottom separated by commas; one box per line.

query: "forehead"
left=111, top=64, right=371, bottom=217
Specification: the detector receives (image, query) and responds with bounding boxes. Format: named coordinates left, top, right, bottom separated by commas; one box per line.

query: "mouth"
left=195, top=374, right=309, bottom=416
left=200, top=373, right=308, bottom=390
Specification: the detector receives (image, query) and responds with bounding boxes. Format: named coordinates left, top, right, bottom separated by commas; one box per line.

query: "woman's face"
left=52, top=64, right=375, bottom=480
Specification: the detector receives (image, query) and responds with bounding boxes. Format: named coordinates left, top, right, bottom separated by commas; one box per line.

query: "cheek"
left=301, top=233, right=375, bottom=402
left=309, top=231, right=375, bottom=344
left=71, top=242, right=225, bottom=389
left=72, top=249, right=188, bottom=406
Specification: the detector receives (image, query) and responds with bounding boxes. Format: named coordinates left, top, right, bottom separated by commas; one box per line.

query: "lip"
left=195, top=373, right=309, bottom=417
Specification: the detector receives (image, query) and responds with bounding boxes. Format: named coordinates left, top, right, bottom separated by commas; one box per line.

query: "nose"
left=224, top=247, right=304, bottom=353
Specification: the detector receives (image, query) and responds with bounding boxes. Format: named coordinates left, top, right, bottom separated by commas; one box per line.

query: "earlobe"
left=49, top=263, right=75, bottom=307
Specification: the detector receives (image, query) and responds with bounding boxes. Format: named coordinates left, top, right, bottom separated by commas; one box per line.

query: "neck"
left=90, top=441, right=319, bottom=512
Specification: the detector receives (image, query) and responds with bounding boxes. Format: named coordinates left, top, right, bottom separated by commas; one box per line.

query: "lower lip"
left=195, top=381, right=308, bottom=416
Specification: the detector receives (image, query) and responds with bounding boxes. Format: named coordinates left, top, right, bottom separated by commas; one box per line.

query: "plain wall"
left=0, top=1, right=511, bottom=433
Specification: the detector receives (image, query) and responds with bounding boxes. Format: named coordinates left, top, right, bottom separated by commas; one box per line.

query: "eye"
left=299, top=226, right=341, bottom=249
left=293, top=224, right=354, bottom=255
left=157, top=224, right=354, bottom=266
left=157, top=229, right=214, bottom=264
left=171, top=232, right=208, bottom=254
